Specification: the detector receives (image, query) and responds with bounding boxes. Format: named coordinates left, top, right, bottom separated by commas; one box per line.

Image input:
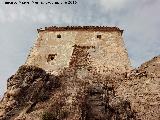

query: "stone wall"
left=26, top=27, right=131, bottom=75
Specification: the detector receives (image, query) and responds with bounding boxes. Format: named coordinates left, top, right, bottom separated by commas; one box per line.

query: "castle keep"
left=1, top=26, right=159, bottom=120
left=26, top=26, right=131, bottom=75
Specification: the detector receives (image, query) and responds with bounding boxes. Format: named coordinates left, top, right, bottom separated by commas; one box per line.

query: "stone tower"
left=25, top=26, right=131, bottom=75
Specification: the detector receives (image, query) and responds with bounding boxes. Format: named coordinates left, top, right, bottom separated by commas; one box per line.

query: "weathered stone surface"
left=1, top=55, right=160, bottom=120
left=0, top=26, right=159, bottom=120
left=0, top=64, right=135, bottom=120
left=26, top=26, right=131, bottom=75
left=0, top=65, right=60, bottom=120
left=116, top=56, right=160, bottom=120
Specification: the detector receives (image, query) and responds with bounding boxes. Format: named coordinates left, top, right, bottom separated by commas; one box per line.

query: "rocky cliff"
left=116, top=56, right=160, bottom=120
left=0, top=56, right=160, bottom=120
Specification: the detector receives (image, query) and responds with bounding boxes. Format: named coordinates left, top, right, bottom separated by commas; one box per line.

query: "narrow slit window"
left=97, top=35, right=101, bottom=39
left=57, top=34, right=61, bottom=38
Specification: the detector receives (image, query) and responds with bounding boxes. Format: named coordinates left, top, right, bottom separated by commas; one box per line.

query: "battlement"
left=37, top=26, right=123, bottom=35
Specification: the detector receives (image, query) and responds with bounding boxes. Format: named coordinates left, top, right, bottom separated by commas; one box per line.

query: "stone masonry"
left=25, top=26, right=131, bottom=75
left=0, top=26, right=159, bottom=120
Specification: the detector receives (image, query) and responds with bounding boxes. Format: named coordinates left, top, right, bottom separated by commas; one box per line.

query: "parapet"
left=37, top=26, right=124, bottom=35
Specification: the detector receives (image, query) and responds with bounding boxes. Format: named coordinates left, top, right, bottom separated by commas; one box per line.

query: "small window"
left=57, top=34, right=61, bottom=38
left=47, top=54, right=57, bottom=62
left=97, top=35, right=101, bottom=39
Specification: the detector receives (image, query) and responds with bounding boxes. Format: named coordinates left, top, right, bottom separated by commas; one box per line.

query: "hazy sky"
left=0, top=0, right=160, bottom=97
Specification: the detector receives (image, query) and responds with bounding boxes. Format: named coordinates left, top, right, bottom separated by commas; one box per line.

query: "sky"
left=0, top=0, right=160, bottom=97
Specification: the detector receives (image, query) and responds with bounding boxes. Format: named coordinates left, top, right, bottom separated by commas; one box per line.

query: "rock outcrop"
left=0, top=65, right=135, bottom=120
left=0, top=56, right=159, bottom=120
left=116, top=56, right=160, bottom=120
left=0, top=65, right=60, bottom=120
left=0, top=45, right=160, bottom=120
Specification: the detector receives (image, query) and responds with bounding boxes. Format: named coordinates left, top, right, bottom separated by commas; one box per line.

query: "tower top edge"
left=37, top=26, right=124, bottom=34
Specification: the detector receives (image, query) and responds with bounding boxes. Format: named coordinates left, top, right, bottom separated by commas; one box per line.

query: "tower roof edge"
left=37, top=26, right=123, bottom=34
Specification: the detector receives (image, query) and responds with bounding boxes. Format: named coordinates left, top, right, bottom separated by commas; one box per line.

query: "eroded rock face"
left=85, top=84, right=136, bottom=120
left=0, top=65, right=60, bottom=120
left=0, top=65, right=135, bottom=120
left=116, top=56, right=160, bottom=120
left=0, top=56, right=160, bottom=120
